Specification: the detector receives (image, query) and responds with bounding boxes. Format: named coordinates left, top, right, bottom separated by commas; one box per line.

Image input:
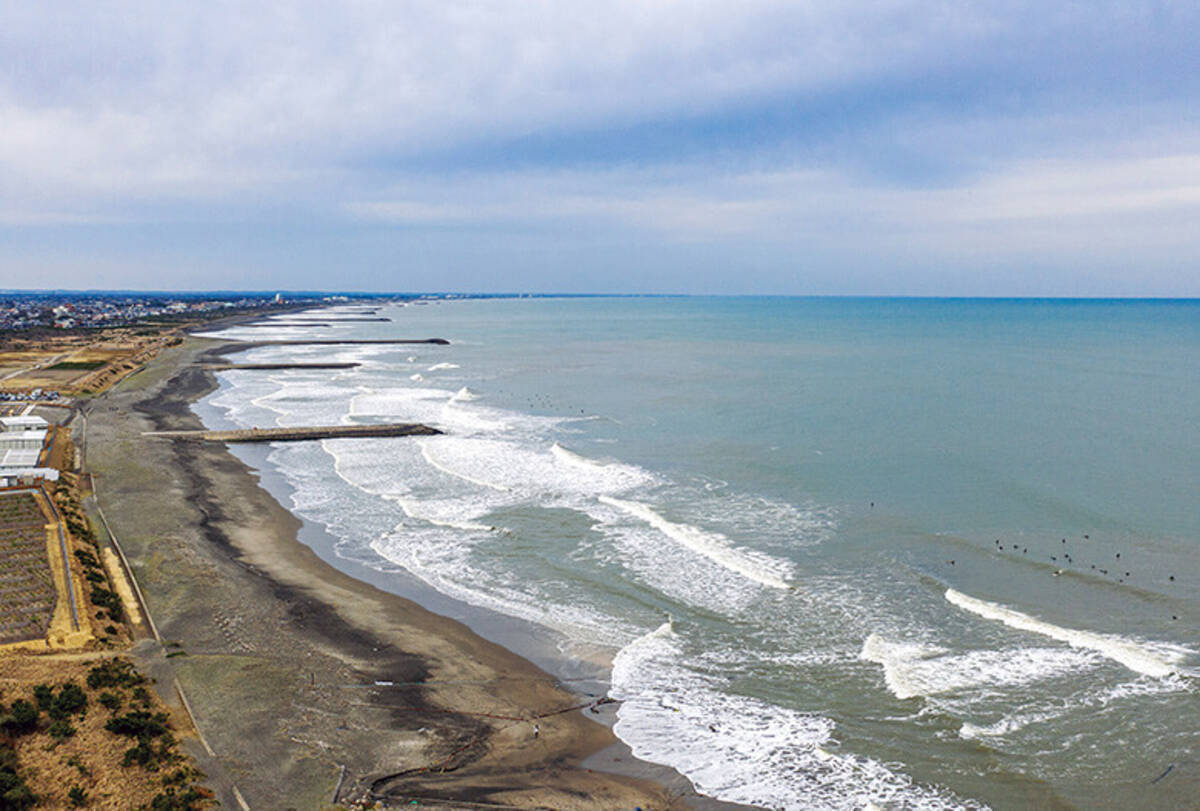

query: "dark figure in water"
left=1116, top=553, right=1120, bottom=559
left=1170, top=575, right=1175, bottom=581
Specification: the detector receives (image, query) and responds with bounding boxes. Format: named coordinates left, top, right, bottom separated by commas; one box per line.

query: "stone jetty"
left=143, top=423, right=442, bottom=443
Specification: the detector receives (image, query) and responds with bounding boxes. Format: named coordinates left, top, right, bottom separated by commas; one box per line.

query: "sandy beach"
left=81, top=334, right=683, bottom=809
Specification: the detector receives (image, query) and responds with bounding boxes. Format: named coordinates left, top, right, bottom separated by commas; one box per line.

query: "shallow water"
left=195, top=297, right=1199, bottom=809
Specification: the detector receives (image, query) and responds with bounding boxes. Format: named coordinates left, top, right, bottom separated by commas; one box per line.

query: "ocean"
left=194, top=297, right=1199, bottom=809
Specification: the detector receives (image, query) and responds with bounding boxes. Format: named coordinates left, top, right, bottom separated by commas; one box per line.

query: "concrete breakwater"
left=236, top=338, right=450, bottom=347
left=244, top=318, right=392, bottom=326
left=143, top=423, right=442, bottom=443
left=317, top=317, right=392, bottom=322
left=202, top=363, right=362, bottom=371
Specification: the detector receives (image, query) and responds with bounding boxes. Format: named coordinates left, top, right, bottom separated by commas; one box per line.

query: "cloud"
left=2, top=1, right=1199, bottom=291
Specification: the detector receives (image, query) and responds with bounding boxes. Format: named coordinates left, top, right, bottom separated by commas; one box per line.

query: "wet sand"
left=82, top=335, right=683, bottom=809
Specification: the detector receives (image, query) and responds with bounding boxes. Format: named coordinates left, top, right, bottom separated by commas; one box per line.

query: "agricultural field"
left=0, top=328, right=180, bottom=397
left=0, top=493, right=56, bottom=645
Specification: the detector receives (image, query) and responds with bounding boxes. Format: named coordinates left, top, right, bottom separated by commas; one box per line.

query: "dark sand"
left=82, top=336, right=683, bottom=809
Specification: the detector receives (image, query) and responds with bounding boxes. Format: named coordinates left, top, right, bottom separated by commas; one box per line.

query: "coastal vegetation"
left=0, top=398, right=213, bottom=804
left=0, top=657, right=212, bottom=808
left=51, top=477, right=127, bottom=643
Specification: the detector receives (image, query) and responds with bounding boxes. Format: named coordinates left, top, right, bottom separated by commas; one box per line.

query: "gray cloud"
left=2, top=1, right=1198, bottom=292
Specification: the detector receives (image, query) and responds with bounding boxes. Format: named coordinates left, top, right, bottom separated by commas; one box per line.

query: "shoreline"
left=82, top=332, right=703, bottom=808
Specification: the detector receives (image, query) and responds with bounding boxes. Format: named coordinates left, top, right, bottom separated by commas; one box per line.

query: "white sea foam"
left=419, top=440, right=511, bottom=492
left=945, top=589, right=1190, bottom=678
left=684, top=489, right=836, bottom=554
left=550, top=442, right=602, bottom=469
left=598, top=496, right=793, bottom=589
left=427, top=362, right=460, bottom=371
left=370, top=522, right=635, bottom=650
left=591, top=520, right=766, bottom=615
left=860, top=634, right=1098, bottom=700
left=958, top=714, right=1054, bottom=740
left=396, top=497, right=494, bottom=533
left=611, top=624, right=982, bottom=810
left=450, top=386, right=478, bottom=402
left=550, top=444, right=656, bottom=494
left=410, top=373, right=424, bottom=381
left=246, top=379, right=354, bottom=427
left=349, top=386, right=453, bottom=427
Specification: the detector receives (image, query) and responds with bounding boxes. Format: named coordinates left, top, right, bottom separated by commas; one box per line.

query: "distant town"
left=0, top=291, right=398, bottom=408
left=0, top=291, right=331, bottom=332
left=0, top=290, right=594, bottom=333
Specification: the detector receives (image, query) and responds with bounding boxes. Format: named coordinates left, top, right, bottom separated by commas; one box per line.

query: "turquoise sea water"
left=196, top=298, right=1199, bottom=809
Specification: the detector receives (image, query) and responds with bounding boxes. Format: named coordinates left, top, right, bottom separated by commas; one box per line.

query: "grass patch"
left=48, top=360, right=107, bottom=370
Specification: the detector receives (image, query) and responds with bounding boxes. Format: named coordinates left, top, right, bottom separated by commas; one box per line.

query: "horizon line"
left=2, top=289, right=1199, bottom=302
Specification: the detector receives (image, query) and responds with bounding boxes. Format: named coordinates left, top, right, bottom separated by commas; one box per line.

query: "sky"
left=2, top=1, right=1199, bottom=295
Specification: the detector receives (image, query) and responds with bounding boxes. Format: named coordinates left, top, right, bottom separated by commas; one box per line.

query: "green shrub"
left=121, top=739, right=155, bottom=769
left=0, top=783, right=35, bottom=809
left=148, top=785, right=207, bottom=810
left=51, top=683, right=87, bottom=718
left=47, top=719, right=75, bottom=740
left=98, top=692, right=121, bottom=712
left=105, top=711, right=168, bottom=739
left=0, top=743, right=33, bottom=808
left=68, top=785, right=88, bottom=806
left=1, top=700, right=38, bottom=736
left=87, top=659, right=144, bottom=690
left=31, top=685, right=52, bottom=711
left=88, top=586, right=123, bottom=620
left=74, top=550, right=99, bottom=569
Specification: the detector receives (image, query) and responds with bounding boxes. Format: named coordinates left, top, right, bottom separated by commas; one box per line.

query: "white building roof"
left=0, top=430, right=46, bottom=446
left=0, top=449, right=41, bottom=468
left=0, top=468, right=58, bottom=483
left=0, top=415, right=48, bottom=431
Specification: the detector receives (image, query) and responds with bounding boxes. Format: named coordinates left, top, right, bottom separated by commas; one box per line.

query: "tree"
left=51, top=683, right=87, bottom=718
left=1, top=701, right=38, bottom=736
left=31, top=686, right=52, bottom=712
